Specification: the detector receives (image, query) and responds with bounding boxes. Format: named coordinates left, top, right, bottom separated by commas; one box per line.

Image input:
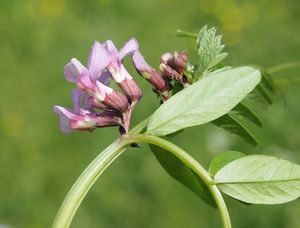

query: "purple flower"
left=54, top=38, right=146, bottom=135
left=132, top=50, right=170, bottom=96
left=53, top=89, right=122, bottom=134
left=64, top=41, right=129, bottom=113
left=104, top=38, right=142, bottom=103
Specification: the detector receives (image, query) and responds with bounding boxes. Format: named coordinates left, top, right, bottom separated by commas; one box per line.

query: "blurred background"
left=0, top=0, right=300, bottom=227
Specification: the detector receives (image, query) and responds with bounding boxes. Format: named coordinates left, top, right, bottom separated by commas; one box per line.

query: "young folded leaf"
left=147, top=66, right=261, bottom=136
left=214, top=155, right=300, bottom=204
left=195, top=26, right=225, bottom=80
left=150, top=144, right=216, bottom=207
left=208, top=52, right=228, bottom=69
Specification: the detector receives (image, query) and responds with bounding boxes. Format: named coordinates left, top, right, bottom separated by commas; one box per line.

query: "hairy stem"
left=126, top=134, right=231, bottom=228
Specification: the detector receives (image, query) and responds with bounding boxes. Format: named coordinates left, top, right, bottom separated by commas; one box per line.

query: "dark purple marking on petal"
left=103, top=90, right=129, bottom=113
left=117, top=78, right=142, bottom=103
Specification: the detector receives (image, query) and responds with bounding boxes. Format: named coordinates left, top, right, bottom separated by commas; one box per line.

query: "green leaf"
left=209, top=151, right=245, bottom=176
left=261, top=70, right=276, bottom=94
left=261, top=70, right=287, bottom=103
left=176, top=29, right=197, bottom=39
left=231, top=103, right=263, bottom=127
left=214, top=155, right=300, bottom=204
left=256, top=84, right=273, bottom=105
left=150, top=144, right=216, bottom=207
left=147, top=66, right=262, bottom=136
left=195, top=26, right=226, bottom=80
left=212, top=114, right=258, bottom=146
left=208, top=52, right=228, bottom=69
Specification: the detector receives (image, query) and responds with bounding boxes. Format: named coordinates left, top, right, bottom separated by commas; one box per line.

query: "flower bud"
left=160, top=52, right=173, bottom=65
left=173, top=52, right=188, bottom=73
left=132, top=50, right=170, bottom=93
left=148, top=70, right=170, bottom=92
left=159, top=63, right=181, bottom=80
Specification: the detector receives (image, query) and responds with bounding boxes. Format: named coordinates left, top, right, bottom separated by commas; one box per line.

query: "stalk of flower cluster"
left=52, top=122, right=231, bottom=228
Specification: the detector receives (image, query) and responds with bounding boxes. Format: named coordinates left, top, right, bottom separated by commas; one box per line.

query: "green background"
left=1, top=0, right=300, bottom=227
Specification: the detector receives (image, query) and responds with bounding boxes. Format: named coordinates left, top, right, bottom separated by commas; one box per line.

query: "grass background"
left=0, top=0, right=300, bottom=227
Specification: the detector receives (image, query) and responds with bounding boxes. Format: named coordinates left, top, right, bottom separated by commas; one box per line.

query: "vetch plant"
left=52, top=26, right=300, bottom=228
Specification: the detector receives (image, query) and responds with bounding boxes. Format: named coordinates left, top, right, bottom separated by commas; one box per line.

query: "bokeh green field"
left=1, top=0, right=300, bottom=227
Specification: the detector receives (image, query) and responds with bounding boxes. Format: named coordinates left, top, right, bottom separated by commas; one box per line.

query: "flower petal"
left=98, top=71, right=111, bottom=85
left=86, top=96, right=107, bottom=110
left=160, top=52, right=173, bottom=64
left=132, top=50, right=152, bottom=72
left=77, top=71, right=93, bottom=91
left=95, top=80, right=113, bottom=101
left=71, top=89, right=86, bottom=113
left=120, top=64, right=133, bottom=80
left=53, top=106, right=77, bottom=134
left=53, top=106, right=77, bottom=119
left=103, top=40, right=118, bottom=54
left=64, top=58, right=88, bottom=82
left=88, top=41, right=110, bottom=81
left=119, top=38, right=139, bottom=60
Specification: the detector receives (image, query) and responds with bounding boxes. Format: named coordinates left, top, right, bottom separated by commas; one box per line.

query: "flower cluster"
left=53, top=39, right=142, bottom=134
left=53, top=38, right=189, bottom=134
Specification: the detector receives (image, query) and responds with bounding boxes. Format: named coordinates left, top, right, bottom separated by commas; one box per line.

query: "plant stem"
left=268, top=61, right=300, bottom=74
left=53, top=140, right=127, bottom=228
left=52, top=117, right=151, bottom=228
left=53, top=119, right=231, bottom=228
left=126, top=134, right=231, bottom=228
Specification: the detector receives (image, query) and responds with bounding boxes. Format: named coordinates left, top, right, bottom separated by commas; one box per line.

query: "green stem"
left=52, top=117, right=151, bottom=228
left=126, top=134, right=231, bottom=228
left=53, top=120, right=231, bottom=228
left=53, top=139, right=127, bottom=228
left=267, top=61, right=300, bottom=74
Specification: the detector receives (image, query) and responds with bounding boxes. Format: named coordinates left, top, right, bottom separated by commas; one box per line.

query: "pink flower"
left=132, top=50, right=170, bottom=98
left=104, top=38, right=142, bottom=103
left=53, top=89, right=122, bottom=134
left=64, top=41, right=129, bottom=113
left=54, top=39, right=144, bottom=134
